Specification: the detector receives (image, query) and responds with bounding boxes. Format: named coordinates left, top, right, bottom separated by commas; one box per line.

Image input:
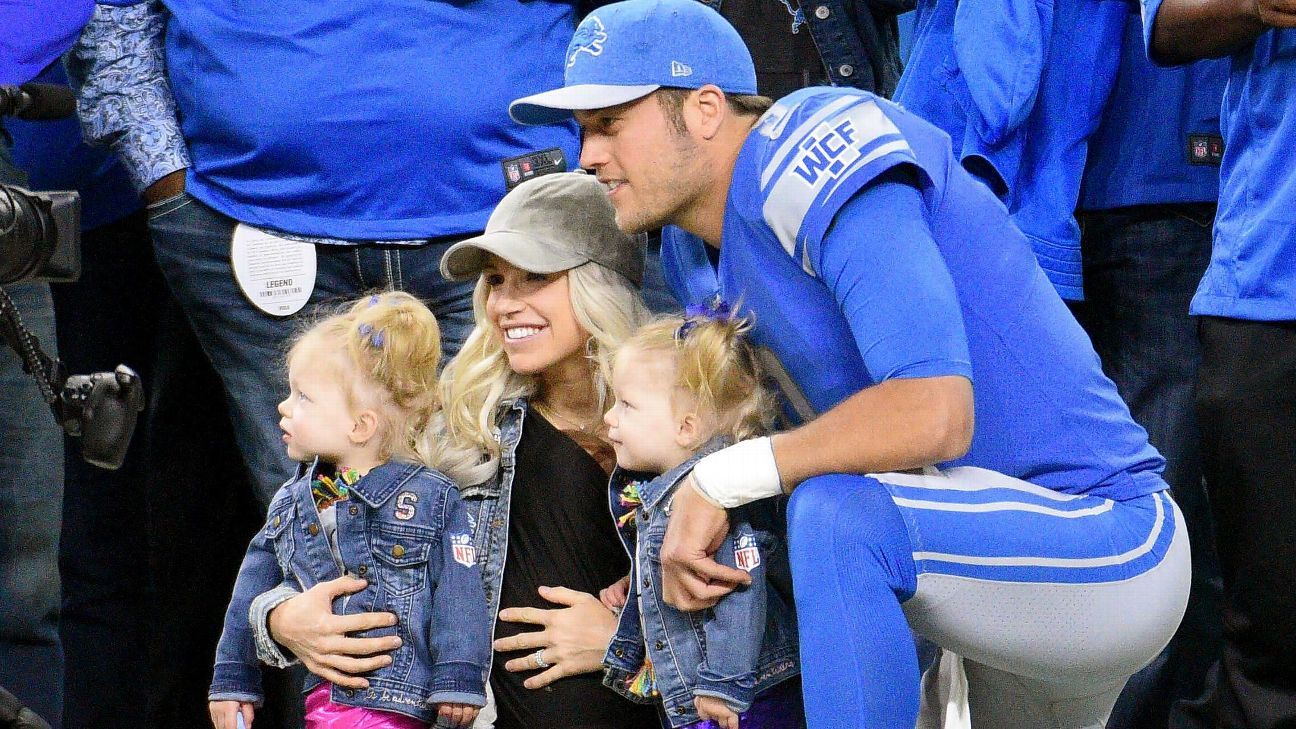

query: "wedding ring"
left=532, top=648, right=550, bottom=669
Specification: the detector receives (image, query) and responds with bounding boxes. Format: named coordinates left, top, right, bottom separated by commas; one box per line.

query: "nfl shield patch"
left=734, top=533, right=761, bottom=572
left=451, top=533, right=476, bottom=567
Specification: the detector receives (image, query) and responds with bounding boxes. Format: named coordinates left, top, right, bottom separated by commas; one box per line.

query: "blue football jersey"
left=662, top=87, right=1166, bottom=500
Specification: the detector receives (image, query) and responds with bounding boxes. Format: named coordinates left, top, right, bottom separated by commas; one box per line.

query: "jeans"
left=0, top=144, right=65, bottom=728
left=146, top=192, right=476, bottom=503
left=1196, top=317, right=1296, bottom=729
left=1072, top=204, right=1222, bottom=729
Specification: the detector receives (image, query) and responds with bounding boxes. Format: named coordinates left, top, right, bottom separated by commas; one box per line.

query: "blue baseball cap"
left=510, top=0, right=757, bottom=126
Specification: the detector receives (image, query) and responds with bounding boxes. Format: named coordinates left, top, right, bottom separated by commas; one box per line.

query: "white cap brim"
left=510, top=83, right=661, bottom=125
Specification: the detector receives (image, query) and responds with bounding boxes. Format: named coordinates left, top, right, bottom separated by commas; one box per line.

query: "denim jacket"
left=251, top=400, right=531, bottom=685
left=602, top=439, right=799, bottom=727
left=212, top=459, right=491, bottom=722
left=696, top=0, right=913, bottom=98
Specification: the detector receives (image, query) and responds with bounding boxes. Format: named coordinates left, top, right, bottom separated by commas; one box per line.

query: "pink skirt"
left=304, top=683, right=429, bottom=729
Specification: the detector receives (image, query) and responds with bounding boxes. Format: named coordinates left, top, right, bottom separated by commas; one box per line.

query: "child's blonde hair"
left=616, top=313, right=777, bottom=444
left=287, top=291, right=443, bottom=467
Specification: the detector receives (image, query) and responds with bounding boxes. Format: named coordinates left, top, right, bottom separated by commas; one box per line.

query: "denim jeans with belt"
left=0, top=142, right=65, bottom=727
left=145, top=191, right=476, bottom=503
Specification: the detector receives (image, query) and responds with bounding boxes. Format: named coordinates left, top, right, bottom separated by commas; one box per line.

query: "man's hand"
left=208, top=700, right=253, bottom=729
left=660, top=476, right=750, bottom=611
left=143, top=168, right=186, bottom=206
left=695, top=695, right=740, bottom=729
left=266, top=576, right=400, bottom=689
left=493, top=585, right=619, bottom=689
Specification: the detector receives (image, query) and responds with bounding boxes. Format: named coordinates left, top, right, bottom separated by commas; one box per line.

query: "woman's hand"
left=492, top=585, right=618, bottom=689
left=266, top=575, right=401, bottom=689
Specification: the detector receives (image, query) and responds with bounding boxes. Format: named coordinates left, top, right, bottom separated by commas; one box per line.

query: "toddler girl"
left=600, top=311, right=803, bottom=729
left=208, top=292, right=490, bottom=729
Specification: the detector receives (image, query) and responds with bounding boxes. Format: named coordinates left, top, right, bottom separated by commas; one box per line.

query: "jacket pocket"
left=372, top=525, right=433, bottom=598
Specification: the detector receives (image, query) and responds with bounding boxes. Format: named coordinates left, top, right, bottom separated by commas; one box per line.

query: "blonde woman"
left=251, top=173, right=660, bottom=729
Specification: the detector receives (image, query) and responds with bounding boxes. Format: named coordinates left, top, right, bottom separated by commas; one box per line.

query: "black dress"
left=490, top=410, right=661, bottom=729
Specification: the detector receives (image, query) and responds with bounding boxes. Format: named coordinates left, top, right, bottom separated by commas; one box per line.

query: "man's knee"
left=788, top=474, right=899, bottom=546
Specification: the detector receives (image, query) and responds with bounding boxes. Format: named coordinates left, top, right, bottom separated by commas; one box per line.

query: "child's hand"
left=208, top=700, right=254, bottom=729
left=437, top=702, right=481, bottom=728
left=599, top=575, right=631, bottom=611
left=695, top=695, right=740, bottom=729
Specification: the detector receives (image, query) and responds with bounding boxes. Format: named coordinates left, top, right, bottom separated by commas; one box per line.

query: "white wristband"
left=691, top=437, right=783, bottom=509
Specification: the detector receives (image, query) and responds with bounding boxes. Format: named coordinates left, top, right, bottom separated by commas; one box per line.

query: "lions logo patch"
left=451, top=533, right=476, bottom=568
left=734, top=533, right=761, bottom=572
left=567, top=16, right=608, bottom=68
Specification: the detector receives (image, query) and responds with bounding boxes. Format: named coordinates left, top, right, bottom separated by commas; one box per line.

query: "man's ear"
left=350, top=410, right=381, bottom=445
left=691, top=85, right=728, bottom=140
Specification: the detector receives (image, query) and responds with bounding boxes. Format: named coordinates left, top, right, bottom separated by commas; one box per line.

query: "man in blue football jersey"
left=511, top=1, right=1192, bottom=726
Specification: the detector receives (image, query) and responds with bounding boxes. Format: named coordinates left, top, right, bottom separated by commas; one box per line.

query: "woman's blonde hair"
left=616, top=314, right=777, bottom=444
left=287, top=291, right=444, bottom=468
left=429, top=262, right=649, bottom=486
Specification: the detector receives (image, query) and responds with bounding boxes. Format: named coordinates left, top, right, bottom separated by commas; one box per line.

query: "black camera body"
left=0, top=183, right=81, bottom=285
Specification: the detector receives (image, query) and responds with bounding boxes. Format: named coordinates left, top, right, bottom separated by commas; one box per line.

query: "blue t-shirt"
left=896, top=0, right=1128, bottom=300
left=662, top=88, right=1165, bottom=501
left=0, top=0, right=91, bottom=84
left=162, top=0, right=581, bottom=240
left=1141, top=1, right=1296, bottom=320
left=1080, top=10, right=1226, bottom=210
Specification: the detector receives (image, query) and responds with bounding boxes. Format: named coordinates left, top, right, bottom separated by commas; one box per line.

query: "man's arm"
left=66, top=0, right=189, bottom=199
left=0, top=0, right=92, bottom=84
left=786, top=168, right=973, bottom=483
left=1146, top=0, right=1275, bottom=62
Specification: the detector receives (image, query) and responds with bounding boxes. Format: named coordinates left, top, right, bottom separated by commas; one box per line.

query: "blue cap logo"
left=567, top=16, right=609, bottom=68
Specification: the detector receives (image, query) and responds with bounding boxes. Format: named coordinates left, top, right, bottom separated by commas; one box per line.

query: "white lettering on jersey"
left=761, top=99, right=909, bottom=269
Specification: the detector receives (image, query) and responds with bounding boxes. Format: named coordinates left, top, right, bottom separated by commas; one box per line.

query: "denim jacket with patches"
left=602, top=439, right=800, bottom=727
left=211, top=459, right=491, bottom=722
left=249, top=400, right=534, bottom=691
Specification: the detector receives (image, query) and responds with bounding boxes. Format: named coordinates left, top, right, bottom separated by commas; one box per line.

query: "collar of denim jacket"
left=634, top=435, right=732, bottom=513
left=342, top=460, right=426, bottom=507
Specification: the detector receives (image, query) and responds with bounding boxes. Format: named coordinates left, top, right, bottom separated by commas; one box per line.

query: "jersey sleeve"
left=754, top=94, right=922, bottom=269
left=814, top=168, right=973, bottom=383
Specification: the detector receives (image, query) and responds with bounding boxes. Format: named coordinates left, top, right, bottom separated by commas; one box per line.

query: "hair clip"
left=358, top=323, right=373, bottom=335
left=676, top=298, right=733, bottom=341
left=368, top=294, right=381, bottom=306
left=370, top=331, right=385, bottom=348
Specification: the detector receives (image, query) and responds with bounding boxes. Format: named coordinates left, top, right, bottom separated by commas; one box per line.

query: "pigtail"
left=344, top=292, right=443, bottom=466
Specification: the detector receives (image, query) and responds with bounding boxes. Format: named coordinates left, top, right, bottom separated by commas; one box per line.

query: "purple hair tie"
left=677, top=298, right=733, bottom=340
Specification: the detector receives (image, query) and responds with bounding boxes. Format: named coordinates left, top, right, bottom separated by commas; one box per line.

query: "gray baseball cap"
left=440, top=172, right=643, bottom=286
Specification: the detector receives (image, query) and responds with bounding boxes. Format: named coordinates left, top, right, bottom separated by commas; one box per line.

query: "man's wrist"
left=690, top=437, right=783, bottom=509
